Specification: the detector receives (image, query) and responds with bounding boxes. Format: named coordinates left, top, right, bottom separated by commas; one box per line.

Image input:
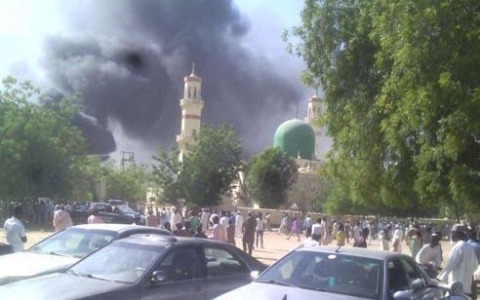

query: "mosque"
left=174, top=66, right=325, bottom=210
left=272, top=94, right=325, bottom=210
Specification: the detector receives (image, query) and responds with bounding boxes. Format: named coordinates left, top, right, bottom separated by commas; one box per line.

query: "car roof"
left=111, top=234, right=233, bottom=248
left=295, top=246, right=407, bottom=261
left=70, top=223, right=168, bottom=234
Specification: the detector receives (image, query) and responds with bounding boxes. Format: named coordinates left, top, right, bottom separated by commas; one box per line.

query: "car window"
left=29, top=228, right=115, bottom=258
left=257, top=251, right=381, bottom=299
left=399, top=257, right=427, bottom=288
left=155, top=247, right=200, bottom=281
left=203, top=246, right=248, bottom=277
left=387, top=259, right=410, bottom=297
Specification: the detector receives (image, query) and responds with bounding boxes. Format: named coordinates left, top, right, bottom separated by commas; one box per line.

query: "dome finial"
left=191, top=62, right=196, bottom=75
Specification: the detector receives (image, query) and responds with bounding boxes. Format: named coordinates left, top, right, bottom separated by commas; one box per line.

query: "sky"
left=0, top=0, right=330, bottom=164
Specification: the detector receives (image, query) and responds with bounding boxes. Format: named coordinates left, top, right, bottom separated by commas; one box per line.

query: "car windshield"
left=68, top=242, right=164, bottom=284
left=28, top=228, right=116, bottom=258
left=257, top=250, right=382, bottom=299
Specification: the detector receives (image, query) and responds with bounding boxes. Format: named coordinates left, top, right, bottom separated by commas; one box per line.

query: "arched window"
left=193, top=87, right=197, bottom=99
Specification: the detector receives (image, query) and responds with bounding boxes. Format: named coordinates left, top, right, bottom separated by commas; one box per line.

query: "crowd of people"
left=3, top=202, right=480, bottom=295
left=143, top=207, right=267, bottom=256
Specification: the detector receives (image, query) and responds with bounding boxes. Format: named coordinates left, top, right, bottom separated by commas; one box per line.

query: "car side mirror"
left=250, top=271, right=259, bottom=280
left=151, top=271, right=169, bottom=284
left=393, top=290, right=411, bottom=300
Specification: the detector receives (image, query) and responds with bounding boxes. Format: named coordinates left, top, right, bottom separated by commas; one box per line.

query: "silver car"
left=214, top=246, right=467, bottom=300
left=0, top=223, right=171, bottom=285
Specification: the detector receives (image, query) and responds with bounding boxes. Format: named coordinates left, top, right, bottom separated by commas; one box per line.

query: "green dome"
left=273, top=119, right=315, bottom=160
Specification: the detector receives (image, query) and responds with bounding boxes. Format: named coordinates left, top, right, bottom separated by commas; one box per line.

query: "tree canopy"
left=246, top=147, right=298, bottom=209
left=152, top=125, right=242, bottom=207
left=0, top=77, right=89, bottom=200
left=289, top=0, right=480, bottom=218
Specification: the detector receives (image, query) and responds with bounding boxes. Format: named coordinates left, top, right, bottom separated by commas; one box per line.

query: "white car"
left=0, top=223, right=171, bottom=285
left=214, top=246, right=467, bottom=300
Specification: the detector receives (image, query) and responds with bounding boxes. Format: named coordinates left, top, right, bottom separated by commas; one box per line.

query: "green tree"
left=288, top=0, right=480, bottom=218
left=246, top=147, right=298, bottom=209
left=105, top=163, right=151, bottom=202
left=152, top=125, right=242, bottom=207
left=0, top=77, right=88, bottom=201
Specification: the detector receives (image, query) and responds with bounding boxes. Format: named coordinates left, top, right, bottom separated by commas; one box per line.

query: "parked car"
left=214, top=246, right=467, bottom=300
left=0, top=224, right=171, bottom=285
left=72, top=201, right=146, bottom=225
left=0, top=234, right=267, bottom=300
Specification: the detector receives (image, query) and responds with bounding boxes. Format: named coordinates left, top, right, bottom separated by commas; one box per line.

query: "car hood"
left=0, top=252, right=78, bottom=285
left=0, top=272, right=128, bottom=300
left=214, top=282, right=371, bottom=300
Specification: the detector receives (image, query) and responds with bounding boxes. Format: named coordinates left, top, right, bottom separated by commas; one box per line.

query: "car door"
left=386, top=257, right=442, bottom=300
left=202, top=245, right=252, bottom=299
left=397, top=257, right=443, bottom=299
left=141, top=245, right=207, bottom=300
left=386, top=258, right=410, bottom=299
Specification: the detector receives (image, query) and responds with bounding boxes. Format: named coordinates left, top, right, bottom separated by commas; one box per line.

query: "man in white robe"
left=437, top=224, right=478, bottom=295
left=235, top=211, right=244, bottom=238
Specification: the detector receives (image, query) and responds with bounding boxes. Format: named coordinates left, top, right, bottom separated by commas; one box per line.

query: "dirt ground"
left=1, top=224, right=452, bottom=266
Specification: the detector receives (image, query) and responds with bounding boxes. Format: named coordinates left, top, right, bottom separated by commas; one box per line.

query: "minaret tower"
left=306, top=92, right=324, bottom=159
left=176, top=63, right=204, bottom=162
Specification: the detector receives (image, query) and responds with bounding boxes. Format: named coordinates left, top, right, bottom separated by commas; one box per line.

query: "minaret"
left=176, top=63, right=204, bottom=162
left=306, top=92, right=323, bottom=159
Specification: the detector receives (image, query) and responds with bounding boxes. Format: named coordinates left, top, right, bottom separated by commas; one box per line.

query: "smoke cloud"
left=40, top=0, right=304, bottom=157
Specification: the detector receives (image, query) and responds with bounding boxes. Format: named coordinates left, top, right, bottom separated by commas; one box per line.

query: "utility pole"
left=121, top=151, right=135, bottom=172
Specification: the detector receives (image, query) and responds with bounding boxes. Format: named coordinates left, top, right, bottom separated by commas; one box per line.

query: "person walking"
left=278, top=213, right=288, bottom=235
left=336, top=224, right=345, bottom=247
left=235, top=211, right=244, bottom=238
left=265, top=212, right=271, bottom=231
left=344, top=221, right=351, bottom=244
left=256, top=213, right=265, bottom=249
left=354, top=228, right=369, bottom=248
left=226, top=219, right=236, bottom=246
left=304, top=215, right=313, bottom=238
left=242, top=212, right=256, bottom=255
left=437, top=224, right=478, bottom=295
left=210, top=216, right=227, bottom=242
left=311, top=218, right=322, bottom=242
left=408, top=229, right=423, bottom=259
left=145, top=209, right=158, bottom=227
left=3, top=205, right=27, bottom=252
left=392, top=224, right=404, bottom=253
left=379, top=225, right=391, bottom=251
left=53, top=204, right=73, bottom=232
left=286, top=217, right=301, bottom=242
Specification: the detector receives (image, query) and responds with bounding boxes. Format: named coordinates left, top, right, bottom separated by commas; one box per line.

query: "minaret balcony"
left=180, top=98, right=204, bottom=108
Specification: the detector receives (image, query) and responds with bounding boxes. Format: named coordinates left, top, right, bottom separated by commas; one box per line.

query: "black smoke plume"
left=42, top=0, right=303, bottom=157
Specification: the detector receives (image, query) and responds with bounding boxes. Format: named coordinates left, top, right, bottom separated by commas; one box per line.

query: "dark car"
left=0, top=235, right=267, bottom=300
left=0, top=224, right=171, bottom=285
left=214, top=246, right=467, bottom=300
left=73, top=201, right=145, bottom=225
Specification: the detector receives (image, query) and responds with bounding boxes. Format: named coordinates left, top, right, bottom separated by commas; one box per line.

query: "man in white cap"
left=437, top=224, right=478, bottom=295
